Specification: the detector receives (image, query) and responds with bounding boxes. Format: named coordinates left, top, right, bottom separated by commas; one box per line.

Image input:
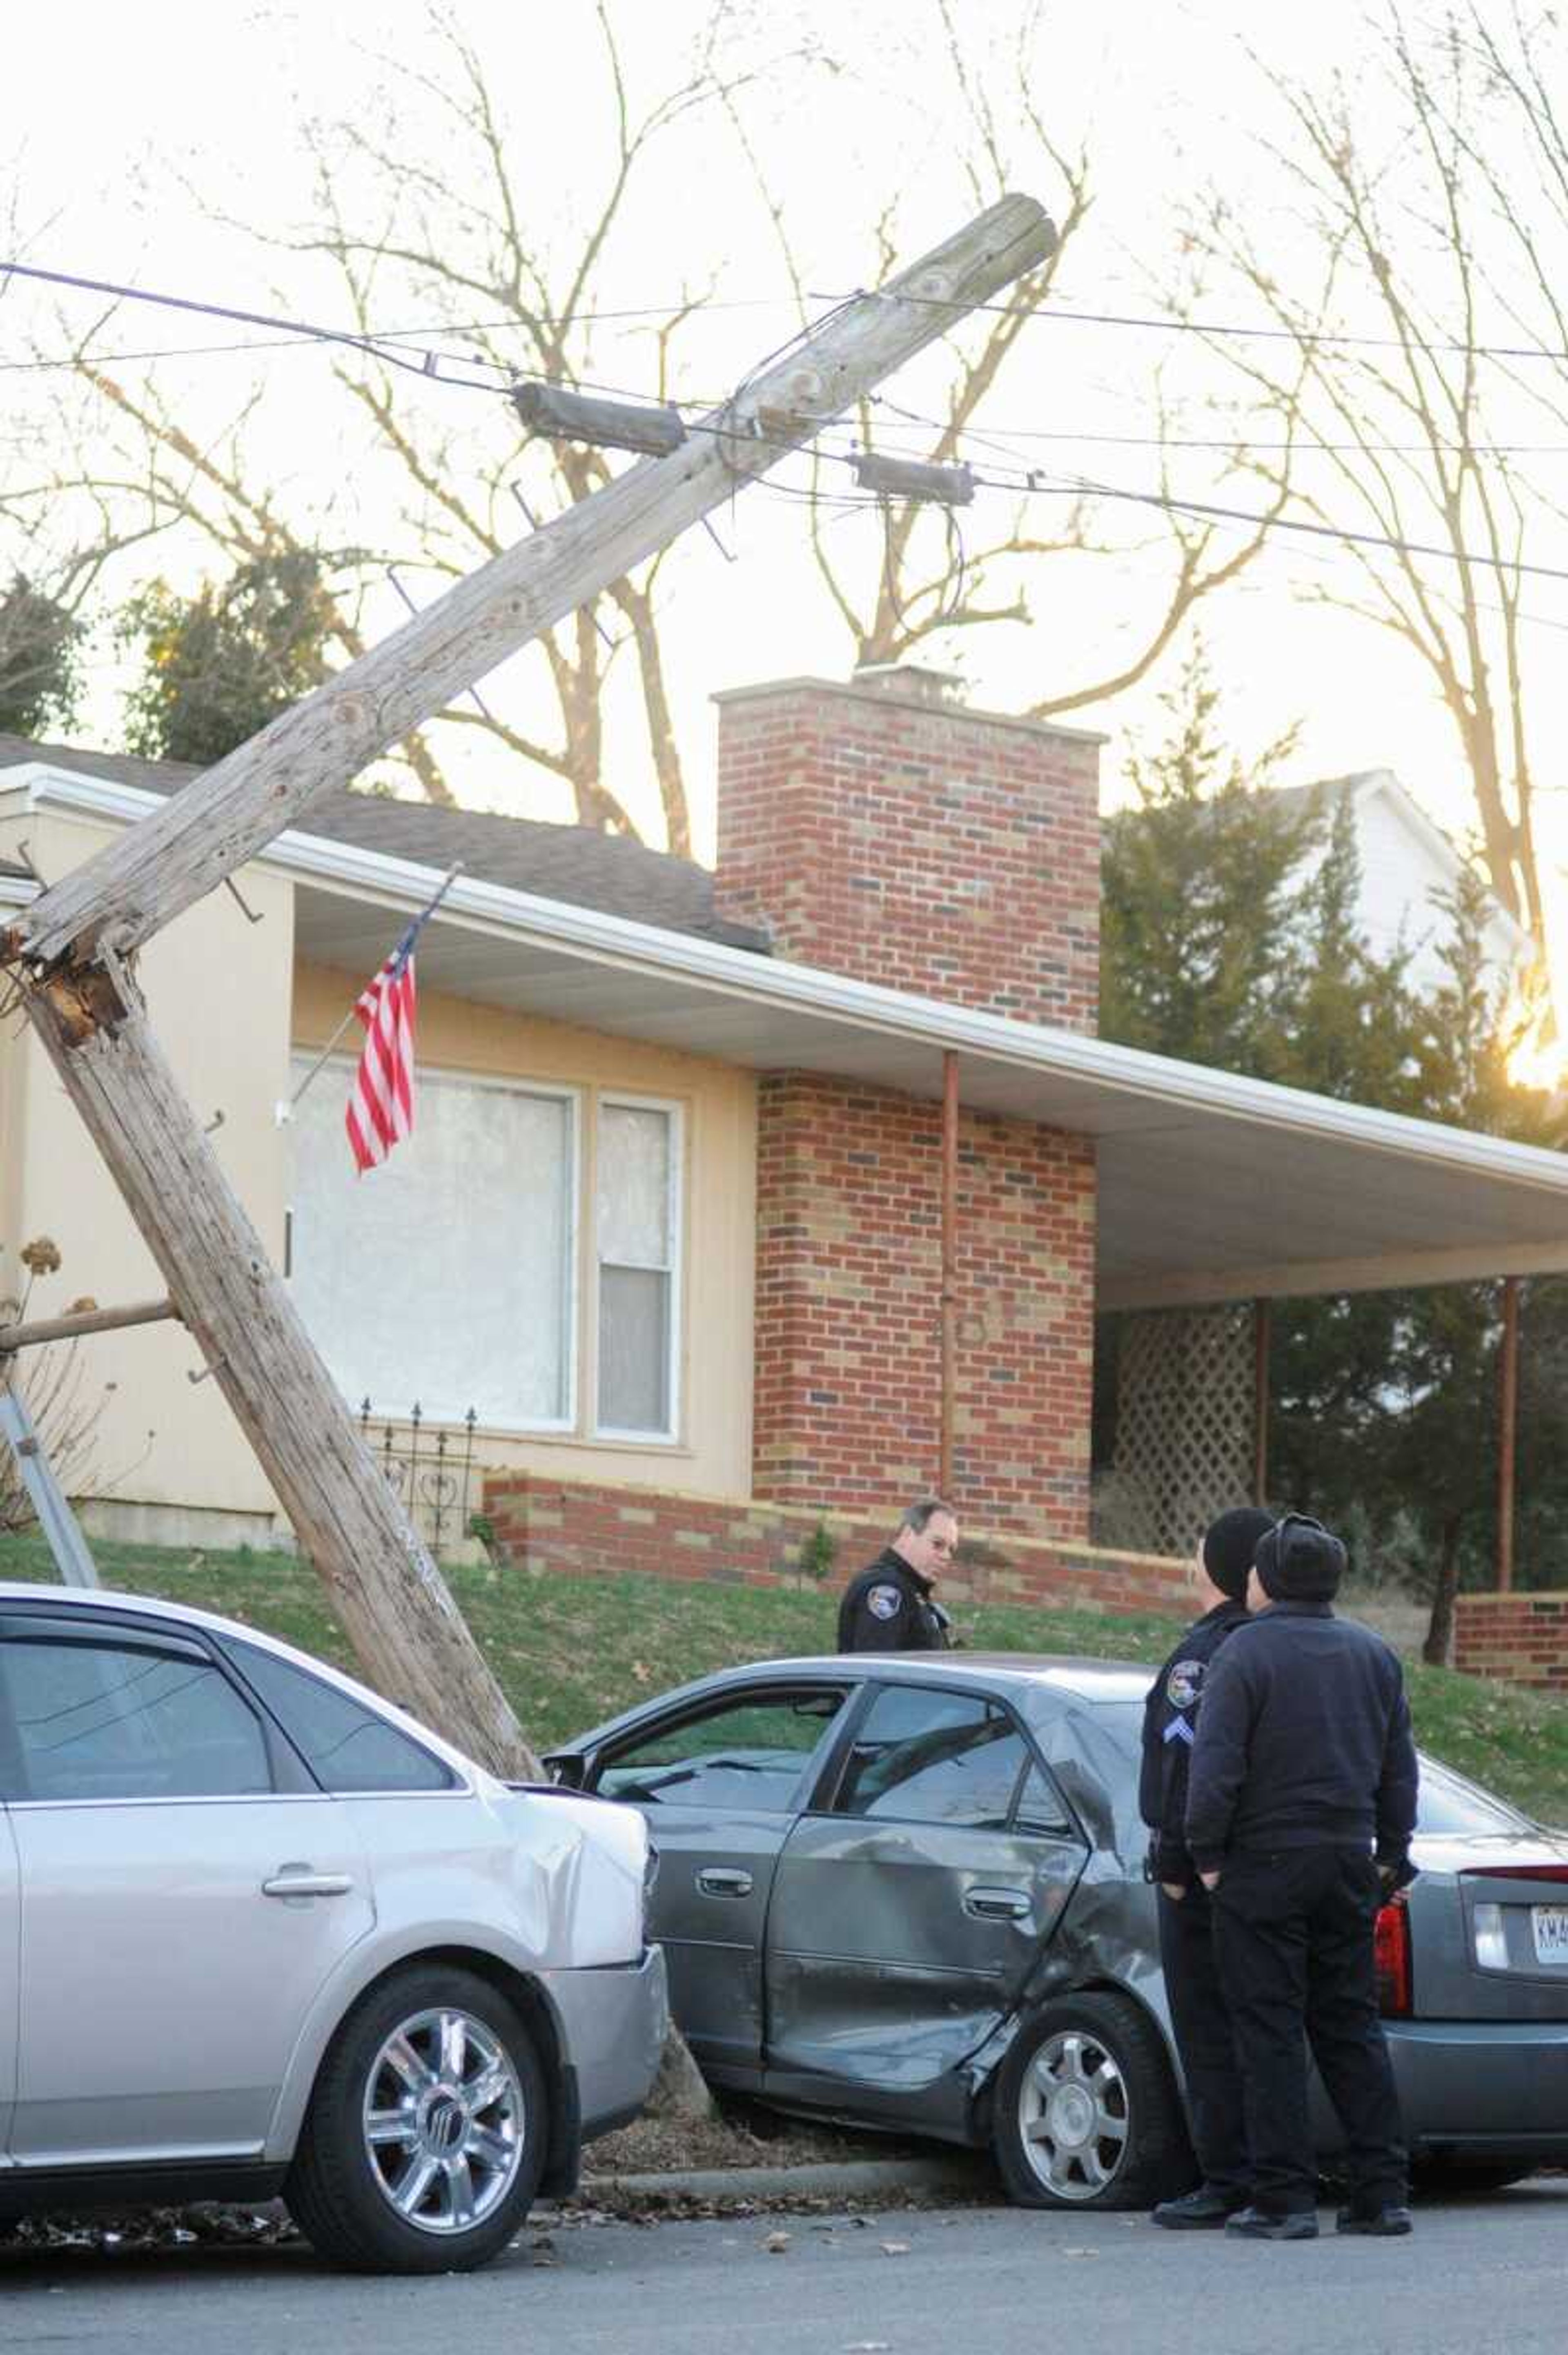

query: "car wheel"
left=991, top=1992, right=1192, bottom=2210
left=285, top=1964, right=546, bottom=2273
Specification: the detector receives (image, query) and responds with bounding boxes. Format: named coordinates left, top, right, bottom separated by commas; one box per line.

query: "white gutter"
left=8, top=760, right=1568, bottom=1201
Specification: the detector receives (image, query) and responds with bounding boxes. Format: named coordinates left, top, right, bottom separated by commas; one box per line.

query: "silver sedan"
left=0, top=1582, right=668, bottom=2272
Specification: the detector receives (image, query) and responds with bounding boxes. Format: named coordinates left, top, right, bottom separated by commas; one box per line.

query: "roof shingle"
left=0, top=734, right=769, bottom=951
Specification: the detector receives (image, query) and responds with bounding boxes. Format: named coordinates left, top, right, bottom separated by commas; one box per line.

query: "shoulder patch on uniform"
left=1166, top=1658, right=1205, bottom=1710
left=867, top=1583, right=904, bottom=1621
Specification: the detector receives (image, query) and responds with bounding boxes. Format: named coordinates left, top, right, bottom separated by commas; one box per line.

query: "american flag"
left=345, top=918, right=421, bottom=1175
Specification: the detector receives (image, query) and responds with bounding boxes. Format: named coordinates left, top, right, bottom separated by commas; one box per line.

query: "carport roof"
left=7, top=761, right=1568, bottom=1315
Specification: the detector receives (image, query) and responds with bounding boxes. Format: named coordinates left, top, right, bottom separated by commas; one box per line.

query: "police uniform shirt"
left=836, top=1548, right=950, bottom=1653
left=1138, top=1597, right=1250, bottom=1886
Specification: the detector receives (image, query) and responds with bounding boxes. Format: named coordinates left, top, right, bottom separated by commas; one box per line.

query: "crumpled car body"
left=552, top=1651, right=1568, bottom=2204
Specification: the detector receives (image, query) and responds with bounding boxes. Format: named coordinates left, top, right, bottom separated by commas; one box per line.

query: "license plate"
left=1532, top=1905, right=1568, bottom=1965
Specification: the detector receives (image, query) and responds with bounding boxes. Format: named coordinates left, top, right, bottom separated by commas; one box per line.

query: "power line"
left=0, top=258, right=793, bottom=377
left=825, top=286, right=1568, bottom=368
left=15, top=253, right=1568, bottom=601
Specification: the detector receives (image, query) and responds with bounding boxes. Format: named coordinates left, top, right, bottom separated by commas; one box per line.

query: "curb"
left=550, top=2154, right=994, bottom=2208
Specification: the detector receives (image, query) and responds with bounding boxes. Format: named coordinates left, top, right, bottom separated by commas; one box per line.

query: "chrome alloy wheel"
left=1016, top=2027, right=1131, bottom=2201
left=361, top=2006, right=525, bottom=2235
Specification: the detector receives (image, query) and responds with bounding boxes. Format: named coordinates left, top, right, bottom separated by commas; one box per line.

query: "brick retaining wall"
left=481, top=1468, right=1190, bottom=1620
left=1453, top=1591, right=1568, bottom=1692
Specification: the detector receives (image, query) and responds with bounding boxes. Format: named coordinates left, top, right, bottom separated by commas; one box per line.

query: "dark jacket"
left=836, top=1549, right=950, bottom=1654
left=1138, top=1598, right=1250, bottom=1886
left=1185, top=1600, right=1419, bottom=1876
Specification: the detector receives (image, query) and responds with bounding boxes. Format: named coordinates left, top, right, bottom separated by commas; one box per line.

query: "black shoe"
left=1152, top=2185, right=1244, bottom=2229
left=1336, top=2204, right=1412, bottom=2237
left=1225, top=2206, right=1319, bottom=2241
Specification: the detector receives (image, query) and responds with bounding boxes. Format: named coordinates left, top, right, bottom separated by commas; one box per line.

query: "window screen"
left=835, top=1686, right=1031, bottom=1830
left=0, top=1638, right=272, bottom=1802
left=225, top=1638, right=454, bottom=1793
left=290, top=1060, right=576, bottom=1427
left=597, top=1100, right=677, bottom=1435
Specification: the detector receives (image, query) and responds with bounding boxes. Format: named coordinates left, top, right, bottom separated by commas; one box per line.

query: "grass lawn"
left=4, top=1532, right=1567, bottom=1825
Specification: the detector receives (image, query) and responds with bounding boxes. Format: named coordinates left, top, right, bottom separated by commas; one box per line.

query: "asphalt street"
left=3, top=2181, right=1567, bottom=2355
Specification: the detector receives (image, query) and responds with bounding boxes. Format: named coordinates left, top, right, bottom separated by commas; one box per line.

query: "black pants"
left=1158, top=1880, right=1249, bottom=2198
left=1212, top=1844, right=1407, bottom=2217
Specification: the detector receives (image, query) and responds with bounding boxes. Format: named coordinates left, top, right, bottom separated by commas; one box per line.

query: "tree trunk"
left=1422, top=1513, right=1464, bottom=1667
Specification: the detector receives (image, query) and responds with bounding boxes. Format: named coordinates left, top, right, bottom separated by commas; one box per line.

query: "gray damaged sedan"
left=549, top=1651, right=1568, bottom=2207
left=0, top=1584, right=667, bottom=2272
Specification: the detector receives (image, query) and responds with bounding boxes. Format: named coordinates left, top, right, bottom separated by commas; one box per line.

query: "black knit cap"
left=1256, top=1514, right=1346, bottom=1604
left=1202, top=1507, right=1276, bottom=1602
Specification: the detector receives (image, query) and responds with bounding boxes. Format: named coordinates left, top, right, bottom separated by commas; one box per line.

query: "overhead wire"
left=14, top=252, right=1568, bottom=599
left=815, top=285, right=1568, bottom=367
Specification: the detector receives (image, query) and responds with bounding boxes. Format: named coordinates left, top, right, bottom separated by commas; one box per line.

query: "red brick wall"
left=751, top=1074, right=1095, bottom=1536
left=713, top=675, right=1101, bottom=1032
left=1454, top=1592, right=1568, bottom=1692
left=482, top=1468, right=1189, bottom=1618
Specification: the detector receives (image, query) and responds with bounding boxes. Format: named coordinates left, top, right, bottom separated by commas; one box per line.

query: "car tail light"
left=1462, top=1865, right=1568, bottom=1885
left=1374, top=1893, right=1412, bottom=2017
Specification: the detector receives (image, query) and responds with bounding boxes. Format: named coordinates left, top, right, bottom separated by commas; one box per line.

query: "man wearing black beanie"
left=1139, top=1504, right=1274, bottom=2229
left=1186, top=1514, right=1419, bottom=2242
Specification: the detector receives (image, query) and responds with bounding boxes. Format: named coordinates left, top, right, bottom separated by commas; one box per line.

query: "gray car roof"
left=560, top=1651, right=1156, bottom=1755
left=721, top=1651, right=1153, bottom=1701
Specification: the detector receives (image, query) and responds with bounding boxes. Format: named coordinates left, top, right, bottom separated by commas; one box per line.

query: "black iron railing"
left=356, top=1400, right=480, bottom=1557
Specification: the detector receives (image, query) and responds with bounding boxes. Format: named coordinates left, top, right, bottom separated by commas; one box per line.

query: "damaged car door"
left=592, top=1680, right=853, bottom=2085
left=763, top=1682, right=1088, bottom=2122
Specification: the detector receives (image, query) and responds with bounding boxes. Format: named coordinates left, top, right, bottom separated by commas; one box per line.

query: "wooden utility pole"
left=0, top=196, right=1055, bottom=1776
left=1497, top=1274, right=1521, bottom=1593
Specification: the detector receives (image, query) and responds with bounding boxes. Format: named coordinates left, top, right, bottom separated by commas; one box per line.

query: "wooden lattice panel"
left=1109, top=1307, right=1254, bottom=1558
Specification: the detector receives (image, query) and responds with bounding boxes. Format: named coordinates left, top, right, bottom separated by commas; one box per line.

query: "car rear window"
left=1416, top=1755, right=1534, bottom=1838
left=223, top=1638, right=455, bottom=1793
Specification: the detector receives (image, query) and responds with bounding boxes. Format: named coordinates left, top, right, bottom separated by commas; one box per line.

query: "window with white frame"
left=595, top=1098, right=681, bottom=1438
left=288, top=1058, right=577, bottom=1429
left=287, top=1062, right=686, bottom=1444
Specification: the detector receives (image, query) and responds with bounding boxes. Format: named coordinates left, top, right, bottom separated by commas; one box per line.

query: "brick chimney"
left=713, top=667, right=1101, bottom=1030
left=711, top=669, right=1101, bottom=1542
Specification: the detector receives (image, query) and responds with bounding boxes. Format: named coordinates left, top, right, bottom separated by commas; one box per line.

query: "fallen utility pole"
left=7, top=196, right=1054, bottom=971
left=0, top=195, right=1055, bottom=1777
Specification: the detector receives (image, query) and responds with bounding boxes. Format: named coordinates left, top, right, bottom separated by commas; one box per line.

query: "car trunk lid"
left=1405, top=1831, right=1568, bottom=2021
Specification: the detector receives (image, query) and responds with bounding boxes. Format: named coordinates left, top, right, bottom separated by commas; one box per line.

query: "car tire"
left=991, top=1991, right=1192, bottom=2210
left=285, top=1964, right=547, bottom=2273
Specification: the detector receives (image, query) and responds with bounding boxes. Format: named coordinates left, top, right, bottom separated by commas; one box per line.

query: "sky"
left=9, top=0, right=1568, bottom=1012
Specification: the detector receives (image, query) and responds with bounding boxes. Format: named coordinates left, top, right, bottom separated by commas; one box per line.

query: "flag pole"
left=276, top=862, right=464, bottom=1123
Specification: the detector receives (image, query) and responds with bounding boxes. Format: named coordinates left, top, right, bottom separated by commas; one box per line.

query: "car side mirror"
left=543, top=1751, right=588, bottom=1790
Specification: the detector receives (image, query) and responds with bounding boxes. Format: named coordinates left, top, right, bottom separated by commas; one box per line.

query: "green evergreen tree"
left=0, top=575, right=84, bottom=737
left=1101, top=648, right=1316, bottom=1077
left=118, top=552, right=334, bottom=766
left=1098, top=652, right=1568, bottom=1655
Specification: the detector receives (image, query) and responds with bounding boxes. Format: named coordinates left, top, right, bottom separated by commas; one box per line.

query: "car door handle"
left=262, top=1868, right=355, bottom=1900
left=963, top=1886, right=1032, bottom=1921
left=696, top=1867, right=754, bottom=1898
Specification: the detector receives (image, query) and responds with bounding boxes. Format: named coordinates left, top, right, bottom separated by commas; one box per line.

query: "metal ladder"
left=0, top=1377, right=100, bottom=1587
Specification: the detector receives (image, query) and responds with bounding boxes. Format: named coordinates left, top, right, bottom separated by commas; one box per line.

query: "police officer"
left=1186, top=1514, right=1418, bottom=2242
left=1141, top=1505, right=1274, bottom=2229
left=836, top=1499, right=957, bottom=1653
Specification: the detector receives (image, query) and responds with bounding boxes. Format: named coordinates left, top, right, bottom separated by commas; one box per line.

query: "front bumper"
left=543, top=1944, right=669, bottom=2141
